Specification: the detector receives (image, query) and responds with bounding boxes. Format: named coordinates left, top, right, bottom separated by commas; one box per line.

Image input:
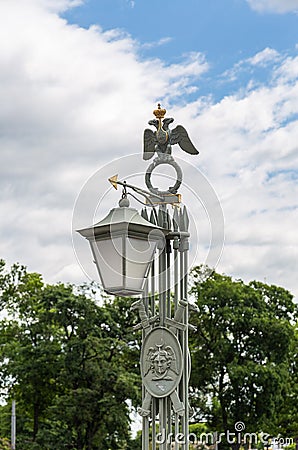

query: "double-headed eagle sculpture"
left=143, top=104, right=199, bottom=160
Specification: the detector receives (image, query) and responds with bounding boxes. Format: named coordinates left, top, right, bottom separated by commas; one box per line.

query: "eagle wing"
left=143, top=129, right=157, bottom=160
left=165, top=346, right=179, bottom=375
left=144, top=347, right=155, bottom=376
left=170, top=125, right=199, bottom=155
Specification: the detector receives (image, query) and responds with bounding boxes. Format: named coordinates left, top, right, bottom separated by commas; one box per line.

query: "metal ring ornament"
left=145, top=156, right=183, bottom=195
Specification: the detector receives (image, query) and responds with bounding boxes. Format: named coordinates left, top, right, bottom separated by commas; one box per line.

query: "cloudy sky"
left=1, top=0, right=297, bottom=299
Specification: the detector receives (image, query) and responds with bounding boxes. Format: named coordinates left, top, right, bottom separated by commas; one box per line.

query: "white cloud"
left=246, top=0, right=298, bottom=13
left=247, top=47, right=281, bottom=66
left=183, top=52, right=298, bottom=297
left=36, top=0, right=84, bottom=13
left=0, top=1, right=207, bottom=284
left=141, top=37, right=173, bottom=50
left=222, top=47, right=282, bottom=82
left=0, top=1, right=297, bottom=300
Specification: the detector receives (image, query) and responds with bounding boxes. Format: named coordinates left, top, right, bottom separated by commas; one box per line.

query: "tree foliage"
left=0, top=260, right=297, bottom=449
left=189, top=265, right=298, bottom=440
left=0, top=260, right=140, bottom=449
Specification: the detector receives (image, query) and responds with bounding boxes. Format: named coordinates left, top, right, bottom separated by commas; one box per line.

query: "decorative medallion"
left=140, top=327, right=183, bottom=398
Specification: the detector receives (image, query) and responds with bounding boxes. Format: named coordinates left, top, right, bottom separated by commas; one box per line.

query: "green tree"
left=0, top=438, right=11, bottom=450
left=39, top=287, right=141, bottom=450
left=277, top=323, right=298, bottom=437
left=189, top=266, right=297, bottom=443
left=0, top=260, right=141, bottom=449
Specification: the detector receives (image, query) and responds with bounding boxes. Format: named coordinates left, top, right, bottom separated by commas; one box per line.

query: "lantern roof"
left=78, top=203, right=169, bottom=240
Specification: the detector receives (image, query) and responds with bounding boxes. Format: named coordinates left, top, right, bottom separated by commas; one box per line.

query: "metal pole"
left=142, top=281, right=150, bottom=450
left=152, top=397, right=157, bottom=450
left=166, top=237, right=172, bottom=450
left=183, top=247, right=189, bottom=450
left=151, top=259, right=157, bottom=450
left=11, top=400, right=16, bottom=450
left=139, top=104, right=198, bottom=450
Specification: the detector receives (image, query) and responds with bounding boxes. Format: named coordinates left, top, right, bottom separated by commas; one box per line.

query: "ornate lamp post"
left=78, top=104, right=199, bottom=449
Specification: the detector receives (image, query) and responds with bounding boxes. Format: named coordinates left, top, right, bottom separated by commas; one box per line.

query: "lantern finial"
left=119, top=181, right=130, bottom=207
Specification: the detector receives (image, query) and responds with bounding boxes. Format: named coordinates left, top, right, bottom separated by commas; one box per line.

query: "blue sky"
left=0, top=0, right=297, bottom=299
left=63, top=0, right=298, bottom=100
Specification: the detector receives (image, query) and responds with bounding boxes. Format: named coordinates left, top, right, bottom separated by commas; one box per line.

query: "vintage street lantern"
left=78, top=104, right=199, bottom=450
left=78, top=195, right=169, bottom=297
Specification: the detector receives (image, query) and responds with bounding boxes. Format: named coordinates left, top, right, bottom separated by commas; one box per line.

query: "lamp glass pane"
left=90, top=237, right=123, bottom=290
left=125, top=237, right=157, bottom=291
